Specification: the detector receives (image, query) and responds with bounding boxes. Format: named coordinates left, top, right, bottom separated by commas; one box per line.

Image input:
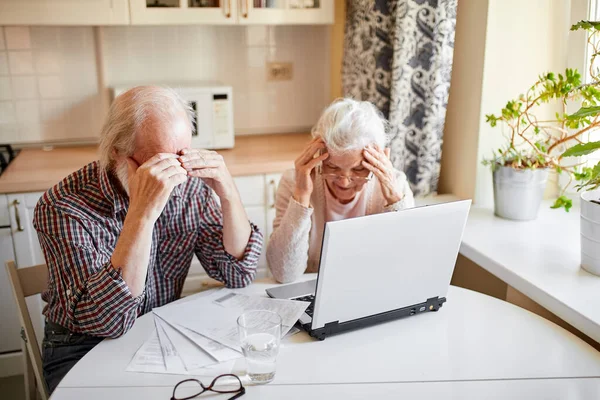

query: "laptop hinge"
left=308, top=296, right=447, bottom=341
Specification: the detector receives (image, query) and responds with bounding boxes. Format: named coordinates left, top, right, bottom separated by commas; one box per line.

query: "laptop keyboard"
left=293, top=295, right=315, bottom=317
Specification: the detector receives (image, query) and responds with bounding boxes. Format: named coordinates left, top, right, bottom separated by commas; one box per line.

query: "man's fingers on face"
left=160, top=165, right=187, bottom=178
left=179, top=149, right=218, bottom=161
left=143, top=153, right=179, bottom=167
left=179, top=153, right=222, bottom=167
left=188, top=168, right=218, bottom=179
left=181, top=160, right=222, bottom=171
left=149, top=158, right=182, bottom=175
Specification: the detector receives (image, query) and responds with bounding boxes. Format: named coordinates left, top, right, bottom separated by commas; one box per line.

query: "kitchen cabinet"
left=239, top=1, right=334, bottom=25
left=129, top=0, right=237, bottom=25
left=4, top=192, right=46, bottom=353
left=0, top=0, right=130, bottom=26
left=129, top=0, right=333, bottom=25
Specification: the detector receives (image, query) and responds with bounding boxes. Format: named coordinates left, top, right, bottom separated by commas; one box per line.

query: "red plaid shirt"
left=34, top=161, right=262, bottom=338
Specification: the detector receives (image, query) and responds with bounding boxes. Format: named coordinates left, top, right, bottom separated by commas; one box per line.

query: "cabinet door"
left=264, top=173, right=282, bottom=277
left=130, top=0, right=237, bottom=25
left=7, top=192, right=46, bottom=349
left=0, top=0, right=130, bottom=25
left=0, top=199, right=20, bottom=353
left=265, top=173, right=282, bottom=238
left=239, top=0, right=334, bottom=25
left=245, top=205, right=267, bottom=275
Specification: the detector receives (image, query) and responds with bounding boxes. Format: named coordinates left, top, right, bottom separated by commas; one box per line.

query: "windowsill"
left=460, top=200, right=600, bottom=343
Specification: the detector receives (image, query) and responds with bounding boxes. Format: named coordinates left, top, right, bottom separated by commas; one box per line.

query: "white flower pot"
left=493, top=166, right=549, bottom=221
left=581, top=190, right=600, bottom=276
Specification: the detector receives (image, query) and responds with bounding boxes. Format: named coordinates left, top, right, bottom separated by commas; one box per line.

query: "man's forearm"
left=110, top=212, right=154, bottom=297
left=220, top=193, right=252, bottom=260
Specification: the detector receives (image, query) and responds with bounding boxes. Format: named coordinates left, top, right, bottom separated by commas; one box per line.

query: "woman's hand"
left=294, top=138, right=329, bottom=207
left=362, top=144, right=403, bottom=206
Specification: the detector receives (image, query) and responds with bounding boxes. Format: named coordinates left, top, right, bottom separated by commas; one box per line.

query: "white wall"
left=100, top=25, right=331, bottom=136
left=474, top=0, right=572, bottom=207
left=0, top=25, right=331, bottom=144
left=0, top=26, right=103, bottom=144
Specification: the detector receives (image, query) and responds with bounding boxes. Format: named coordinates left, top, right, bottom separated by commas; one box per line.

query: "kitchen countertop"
left=0, top=133, right=311, bottom=194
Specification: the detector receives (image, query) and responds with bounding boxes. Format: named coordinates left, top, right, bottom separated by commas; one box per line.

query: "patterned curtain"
left=343, top=0, right=457, bottom=196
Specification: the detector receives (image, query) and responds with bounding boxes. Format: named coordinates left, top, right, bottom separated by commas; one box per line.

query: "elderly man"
left=33, top=86, right=263, bottom=393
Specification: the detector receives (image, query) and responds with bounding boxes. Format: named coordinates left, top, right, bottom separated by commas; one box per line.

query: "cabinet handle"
left=12, top=199, right=24, bottom=232
left=224, top=0, right=231, bottom=18
left=269, top=179, right=277, bottom=209
left=240, top=0, right=248, bottom=18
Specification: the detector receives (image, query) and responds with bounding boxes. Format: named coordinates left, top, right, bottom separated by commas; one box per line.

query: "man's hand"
left=178, top=149, right=237, bottom=201
left=127, top=153, right=188, bottom=222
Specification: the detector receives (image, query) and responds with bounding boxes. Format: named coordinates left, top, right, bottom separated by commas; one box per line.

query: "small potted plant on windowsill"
left=484, top=21, right=600, bottom=222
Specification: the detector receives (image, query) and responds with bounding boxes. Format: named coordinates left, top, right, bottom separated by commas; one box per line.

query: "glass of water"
left=237, top=310, right=282, bottom=384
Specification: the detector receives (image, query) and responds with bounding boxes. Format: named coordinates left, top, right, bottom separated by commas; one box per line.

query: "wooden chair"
left=5, top=260, right=49, bottom=400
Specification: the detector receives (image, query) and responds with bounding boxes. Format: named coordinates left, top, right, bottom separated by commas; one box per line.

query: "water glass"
left=237, top=310, right=282, bottom=384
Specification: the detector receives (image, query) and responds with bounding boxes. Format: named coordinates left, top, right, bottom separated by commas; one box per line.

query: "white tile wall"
left=5, top=27, right=31, bottom=50
left=102, top=25, right=331, bottom=135
left=0, top=24, right=330, bottom=144
left=0, top=26, right=102, bottom=144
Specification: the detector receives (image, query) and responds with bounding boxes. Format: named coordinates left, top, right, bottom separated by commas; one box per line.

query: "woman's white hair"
left=311, top=98, right=389, bottom=155
left=98, top=85, right=195, bottom=171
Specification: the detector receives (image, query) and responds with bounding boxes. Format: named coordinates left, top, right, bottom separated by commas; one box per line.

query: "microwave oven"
left=111, top=84, right=235, bottom=150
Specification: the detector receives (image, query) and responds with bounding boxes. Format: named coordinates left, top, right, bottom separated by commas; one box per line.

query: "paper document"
left=153, top=289, right=309, bottom=350
left=175, top=324, right=242, bottom=362
left=126, top=325, right=236, bottom=376
left=155, top=316, right=221, bottom=371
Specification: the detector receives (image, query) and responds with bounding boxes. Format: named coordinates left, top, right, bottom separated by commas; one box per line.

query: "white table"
left=461, top=202, right=600, bottom=343
left=51, top=276, right=600, bottom=399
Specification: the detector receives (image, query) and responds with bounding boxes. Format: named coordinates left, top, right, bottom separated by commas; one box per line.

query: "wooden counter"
left=0, top=133, right=311, bottom=194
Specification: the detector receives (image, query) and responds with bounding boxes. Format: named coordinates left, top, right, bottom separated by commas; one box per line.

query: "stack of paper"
left=126, top=289, right=310, bottom=375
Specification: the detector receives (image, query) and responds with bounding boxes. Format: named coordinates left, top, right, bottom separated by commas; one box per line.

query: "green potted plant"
left=484, top=21, right=600, bottom=221
left=561, top=22, right=600, bottom=276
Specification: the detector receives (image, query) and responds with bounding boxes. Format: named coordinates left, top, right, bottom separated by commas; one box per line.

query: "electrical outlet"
left=267, top=62, right=293, bottom=81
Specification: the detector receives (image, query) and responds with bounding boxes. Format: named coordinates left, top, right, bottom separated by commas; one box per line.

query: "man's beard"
left=114, top=162, right=129, bottom=196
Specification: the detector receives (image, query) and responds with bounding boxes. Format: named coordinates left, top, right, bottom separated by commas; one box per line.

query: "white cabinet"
left=265, top=173, right=281, bottom=238
left=129, top=0, right=333, bottom=25
left=0, top=0, right=332, bottom=26
left=129, top=0, right=237, bottom=25
left=6, top=192, right=46, bottom=350
left=0, top=0, right=130, bottom=25
left=239, top=1, right=334, bottom=25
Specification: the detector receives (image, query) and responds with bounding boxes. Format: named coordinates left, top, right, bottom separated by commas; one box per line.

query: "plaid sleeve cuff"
left=211, top=222, right=263, bottom=288
left=68, top=261, right=144, bottom=337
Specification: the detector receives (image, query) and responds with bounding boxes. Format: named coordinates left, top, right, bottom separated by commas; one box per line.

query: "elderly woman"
left=267, top=98, right=415, bottom=283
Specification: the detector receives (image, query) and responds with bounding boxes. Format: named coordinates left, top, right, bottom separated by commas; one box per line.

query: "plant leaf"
left=562, top=141, right=600, bottom=157
left=566, top=106, right=600, bottom=120
left=551, top=195, right=573, bottom=212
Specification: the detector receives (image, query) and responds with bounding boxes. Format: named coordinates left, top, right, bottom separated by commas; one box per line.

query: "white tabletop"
left=52, top=378, right=600, bottom=400
left=461, top=201, right=600, bottom=343
left=52, top=277, right=600, bottom=399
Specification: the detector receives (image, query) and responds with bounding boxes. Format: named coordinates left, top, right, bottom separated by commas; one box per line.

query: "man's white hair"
left=98, top=85, right=195, bottom=171
left=312, top=98, right=389, bottom=155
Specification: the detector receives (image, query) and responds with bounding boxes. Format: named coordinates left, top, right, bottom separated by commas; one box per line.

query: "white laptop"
left=266, top=200, right=472, bottom=340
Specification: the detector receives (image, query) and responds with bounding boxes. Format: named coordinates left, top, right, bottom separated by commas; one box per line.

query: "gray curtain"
left=342, top=0, right=457, bottom=196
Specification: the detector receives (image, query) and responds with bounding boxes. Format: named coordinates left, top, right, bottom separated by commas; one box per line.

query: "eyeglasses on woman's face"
left=171, top=374, right=245, bottom=400
left=318, top=162, right=373, bottom=184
